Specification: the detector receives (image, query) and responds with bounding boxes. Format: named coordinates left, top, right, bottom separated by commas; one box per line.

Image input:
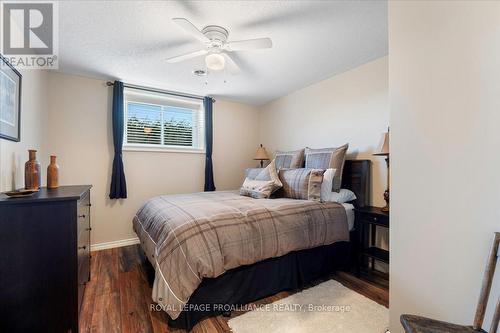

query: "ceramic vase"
left=47, top=155, right=59, bottom=189
left=25, top=150, right=41, bottom=190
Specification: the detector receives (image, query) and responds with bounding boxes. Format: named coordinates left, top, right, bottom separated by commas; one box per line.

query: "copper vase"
left=47, top=155, right=59, bottom=189
left=25, top=149, right=41, bottom=190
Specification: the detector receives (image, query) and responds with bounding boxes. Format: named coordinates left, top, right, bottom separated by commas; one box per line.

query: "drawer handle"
left=373, top=217, right=378, bottom=221
left=78, top=214, right=86, bottom=219
left=78, top=245, right=87, bottom=250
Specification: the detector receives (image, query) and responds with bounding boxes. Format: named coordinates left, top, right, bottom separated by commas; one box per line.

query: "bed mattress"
left=133, top=190, right=349, bottom=320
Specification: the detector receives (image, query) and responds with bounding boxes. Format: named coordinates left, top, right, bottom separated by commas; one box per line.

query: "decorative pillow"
left=255, top=159, right=282, bottom=186
left=240, top=159, right=282, bottom=198
left=320, top=169, right=357, bottom=203
left=305, top=144, right=348, bottom=192
left=329, top=189, right=357, bottom=203
left=275, top=149, right=305, bottom=169
left=320, top=168, right=337, bottom=199
left=278, top=168, right=325, bottom=201
left=240, top=178, right=277, bottom=199
left=244, top=168, right=263, bottom=180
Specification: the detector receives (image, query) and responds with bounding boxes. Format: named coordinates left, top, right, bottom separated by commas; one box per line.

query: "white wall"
left=259, top=57, right=389, bottom=208
left=258, top=57, right=389, bottom=268
left=389, top=1, right=500, bottom=331
left=44, top=58, right=389, bottom=250
left=0, top=70, right=48, bottom=192
left=46, top=72, right=260, bottom=246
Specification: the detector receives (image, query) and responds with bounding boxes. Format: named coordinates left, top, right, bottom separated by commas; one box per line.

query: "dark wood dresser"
left=0, top=185, right=92, bottom=333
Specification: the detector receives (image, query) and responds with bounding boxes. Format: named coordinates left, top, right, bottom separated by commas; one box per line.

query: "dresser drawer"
left=77, top=207, right=90, bottom=240
left=77, top=229, right=90, bottom=284
left=77, top=250, right=90, bottom=312
left=77, top=189, right=91, bottom=314
left=77, top=192, right=90, bottom=237
left=78, top=251, right=90, bottom=285
left=77, top=234, right=90, bottom=312
left=358, top=213, right=389, bottom=227
left=78, top=227, right=89, bottom=253
left=78, top=190, right=90, bottom=207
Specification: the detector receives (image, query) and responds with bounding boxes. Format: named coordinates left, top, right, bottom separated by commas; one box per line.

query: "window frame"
left=122, top=88, right=206, bottom=154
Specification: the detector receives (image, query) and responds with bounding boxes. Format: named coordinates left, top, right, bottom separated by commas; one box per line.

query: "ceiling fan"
left=166, top=18, right=273, bottom=74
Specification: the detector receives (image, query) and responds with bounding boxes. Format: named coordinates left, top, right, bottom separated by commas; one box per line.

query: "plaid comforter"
left=133, top=191, right=349, bottom=320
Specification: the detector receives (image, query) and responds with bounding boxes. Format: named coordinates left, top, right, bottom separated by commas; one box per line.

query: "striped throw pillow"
left=278, top=168, right=325, bottom=201
left=275, top=149, right=305, bottom=169
left=305, top=144, right=348, bottom=192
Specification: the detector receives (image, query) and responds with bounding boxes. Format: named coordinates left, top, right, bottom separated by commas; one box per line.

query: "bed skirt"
left=148, top=239, right=352, bottom=330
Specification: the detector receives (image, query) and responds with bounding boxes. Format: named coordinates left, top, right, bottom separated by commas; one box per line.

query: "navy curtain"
left=204, top=97, right=216, bottom=191
left=109, top=81, right=127, bottom=199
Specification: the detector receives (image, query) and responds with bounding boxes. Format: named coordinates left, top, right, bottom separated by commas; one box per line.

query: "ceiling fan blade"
left=172, top=18, right=210, bottom=43
left=222, top=53, right=241, bottom=75
left=166, top=49, right=208, bottom=63
left=224, top=38, right=272, bottom=51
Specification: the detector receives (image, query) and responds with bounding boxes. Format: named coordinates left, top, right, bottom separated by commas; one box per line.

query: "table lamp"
left=373, top=131, right=390, bottom=212
left=254, top=144, right=270, bottom=168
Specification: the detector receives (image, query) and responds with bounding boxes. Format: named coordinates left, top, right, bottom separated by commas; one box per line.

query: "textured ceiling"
left=58, top=1, right=388, bottom=106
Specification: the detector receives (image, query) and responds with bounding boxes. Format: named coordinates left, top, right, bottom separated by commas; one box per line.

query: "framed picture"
left=0, top=54, right=22, bottom=142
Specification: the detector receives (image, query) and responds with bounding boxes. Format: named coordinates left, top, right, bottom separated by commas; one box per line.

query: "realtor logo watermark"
left=0, top=1, right=58, bottom=69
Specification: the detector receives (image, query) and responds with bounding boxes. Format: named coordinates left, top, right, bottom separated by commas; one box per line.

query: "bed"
left=133, top=160, right=370, bottom=330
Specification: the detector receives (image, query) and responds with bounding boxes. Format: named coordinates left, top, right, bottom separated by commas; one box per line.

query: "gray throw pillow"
left=244, top=168, right=263, bottom=180
left=274, top=149, right=305, bottom=169
left=278, top=168, right=325, bottom=201
left=304, top=143, right=348, bottom=192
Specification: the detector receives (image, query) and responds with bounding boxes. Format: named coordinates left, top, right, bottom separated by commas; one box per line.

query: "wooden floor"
left=80, top=245, right=388, bottom=333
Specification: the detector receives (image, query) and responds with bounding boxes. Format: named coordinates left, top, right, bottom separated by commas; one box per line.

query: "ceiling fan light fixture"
left=168, top=18, right=273, bottom=75
left=193, top=69, right=207, bottom=76
left=205, top=53, right=225, bottom=71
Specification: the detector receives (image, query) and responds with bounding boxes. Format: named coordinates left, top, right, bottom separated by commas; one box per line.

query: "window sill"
left=123, top=146, right=205, bottom=154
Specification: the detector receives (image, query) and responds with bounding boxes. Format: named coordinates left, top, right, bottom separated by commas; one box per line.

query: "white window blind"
left=123, top=88, right=205, bottom=152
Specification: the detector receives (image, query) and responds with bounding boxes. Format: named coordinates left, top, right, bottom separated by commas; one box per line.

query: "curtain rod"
left=106, top=81, right=212, bottom=102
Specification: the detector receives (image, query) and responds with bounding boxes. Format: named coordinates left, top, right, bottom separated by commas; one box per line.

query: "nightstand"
left=354, top=206, right=389, bottom=276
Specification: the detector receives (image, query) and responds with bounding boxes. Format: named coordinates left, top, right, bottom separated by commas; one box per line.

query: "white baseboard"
left=90, top=237, right=140, bottom=252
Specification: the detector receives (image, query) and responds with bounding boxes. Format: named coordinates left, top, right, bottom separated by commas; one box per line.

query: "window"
left=123, top=87, right=205, bottom=152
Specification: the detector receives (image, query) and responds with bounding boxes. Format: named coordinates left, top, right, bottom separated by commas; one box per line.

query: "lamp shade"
left=254, top=144, right=270, bottom=160
left=373, top=132, right=389, bottom=156
left=205, top=53, right=225, bottom=71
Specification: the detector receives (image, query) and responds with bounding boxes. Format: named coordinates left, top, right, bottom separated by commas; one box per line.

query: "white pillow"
left=324, top=189, right=357, bottom=203
left=321, top=168, right=337, bottom=199
left=254, top=159, right=282, bottom=188
left=240, top=159, right=282, bottom=199
left=321, top=168, right=357, bottom=203
left=240, top=178, right=277, bottom=199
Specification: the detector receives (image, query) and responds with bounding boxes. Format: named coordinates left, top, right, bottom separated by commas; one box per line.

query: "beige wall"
left=46, top=72, right=259, bottom=246
left=44, top=59, right=389, bottom=248
left=389, top=1, right=500, bottom=332
left=2, top=56, right=390, bottom=260
left=258, top=57, right=389, bottom=269
left=0, top=70, right=48, bottom=192
left=259, top=56, right=389, bottom=208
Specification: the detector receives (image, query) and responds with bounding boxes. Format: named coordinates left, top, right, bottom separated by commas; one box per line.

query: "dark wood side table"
left=354, top=206, right=389, bottom=276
